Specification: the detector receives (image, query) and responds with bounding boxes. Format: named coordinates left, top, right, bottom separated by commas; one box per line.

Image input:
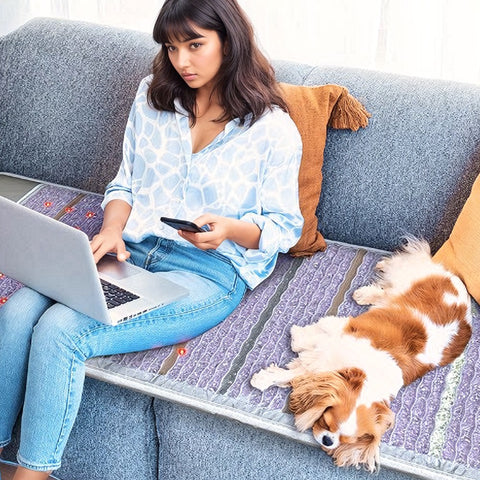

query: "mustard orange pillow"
left=433, top=173, right=480, bottom=303
left=279, top=83, right=371, bottom=256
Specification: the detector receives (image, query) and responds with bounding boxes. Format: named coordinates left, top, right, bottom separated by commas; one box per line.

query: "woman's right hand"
left=90, top=226, right=131, bottom=264
left=90, top=199, right=132, bottom=263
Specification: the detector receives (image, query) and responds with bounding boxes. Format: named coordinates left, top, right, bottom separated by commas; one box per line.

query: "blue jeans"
left=0, top=237, right=246, bottom=471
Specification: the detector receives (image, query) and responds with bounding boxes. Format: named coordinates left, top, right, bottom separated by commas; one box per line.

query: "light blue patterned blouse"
left=103, top=76, right=304, bottom=289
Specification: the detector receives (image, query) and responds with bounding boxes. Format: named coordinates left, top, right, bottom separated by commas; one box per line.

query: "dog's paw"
left=290, top=325, right=306, bottom=352
left=353, top=285, right=380, bottom=305
left=250, top=364, right=280, bottom=391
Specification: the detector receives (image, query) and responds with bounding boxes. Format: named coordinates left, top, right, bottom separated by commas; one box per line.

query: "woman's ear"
left=223, top=39, right=230, bottom=56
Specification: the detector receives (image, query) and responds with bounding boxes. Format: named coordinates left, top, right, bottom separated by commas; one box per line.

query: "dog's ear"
left=288, top=370, right=367, bottom=432
left=289, top=372, right=341, bottom=432
left=331, top=401, right=393, bottom=473
left=373, top=400, right=395, bottom=434
left=332, top=433, right=380, bottom=472
left=337, top=367, right=366, bottom=392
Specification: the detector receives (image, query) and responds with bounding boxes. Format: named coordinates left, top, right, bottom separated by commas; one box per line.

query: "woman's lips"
left=182, top=73, right=197, bottom=81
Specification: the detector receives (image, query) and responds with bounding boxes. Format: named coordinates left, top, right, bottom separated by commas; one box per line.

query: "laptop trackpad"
left=97, top=254, right=141, bottom=280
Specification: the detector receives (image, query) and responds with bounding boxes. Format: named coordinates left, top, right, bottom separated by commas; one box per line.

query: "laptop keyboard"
left=100, top=279, right=140, bottom=309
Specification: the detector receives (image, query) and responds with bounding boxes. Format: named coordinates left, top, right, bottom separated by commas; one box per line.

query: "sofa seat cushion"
left=0, top=173, right=479, bottom=480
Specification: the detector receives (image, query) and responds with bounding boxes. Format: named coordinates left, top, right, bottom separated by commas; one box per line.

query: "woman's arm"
left=178, top=214, right=261, bottom=251
left=90, top=199, right=132, bottom=263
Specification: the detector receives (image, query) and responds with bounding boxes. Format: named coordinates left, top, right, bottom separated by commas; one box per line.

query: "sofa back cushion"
left=2, top=19, right=480, bottom=253
left=274, top=61, right=480, bottom=252
left=0, top=18, right=157, bottom=193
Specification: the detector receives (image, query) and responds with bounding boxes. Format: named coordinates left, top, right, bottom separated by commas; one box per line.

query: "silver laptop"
left=0, top=196, right=189, bottom=325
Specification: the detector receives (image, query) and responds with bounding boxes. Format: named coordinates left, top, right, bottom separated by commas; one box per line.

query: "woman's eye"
left=191, top=42, right=201, bottom=49
left=165, top=45, right=175, bottom=52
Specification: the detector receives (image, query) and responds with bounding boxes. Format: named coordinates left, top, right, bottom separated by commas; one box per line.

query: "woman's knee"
left=0, top=287, right=53, bottom=335
left=31, top=304, right=88, bottom=356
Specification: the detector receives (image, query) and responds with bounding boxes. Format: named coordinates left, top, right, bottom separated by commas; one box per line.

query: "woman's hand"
left=90, top=226, right=131, bottom=264
left=178, top=213, right=261, bottom=250
left=90, top=199, right=132, bottom=263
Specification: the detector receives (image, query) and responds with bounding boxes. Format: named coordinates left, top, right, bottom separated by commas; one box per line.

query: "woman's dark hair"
left=147, top=0, right=287, bottom=125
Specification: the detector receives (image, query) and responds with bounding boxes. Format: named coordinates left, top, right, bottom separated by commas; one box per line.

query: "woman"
left=0, top=0, right=303, bottom=478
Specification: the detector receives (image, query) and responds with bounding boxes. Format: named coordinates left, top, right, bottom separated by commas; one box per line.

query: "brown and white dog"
left=251, top=238, right=472, bottom=472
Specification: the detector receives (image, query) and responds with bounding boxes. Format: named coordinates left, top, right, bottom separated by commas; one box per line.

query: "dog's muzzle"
left=315, top=430, right=339, bottom=449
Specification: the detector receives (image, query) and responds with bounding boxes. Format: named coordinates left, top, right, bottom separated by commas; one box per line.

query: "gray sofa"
left=1, top=18, right=480, bottom=480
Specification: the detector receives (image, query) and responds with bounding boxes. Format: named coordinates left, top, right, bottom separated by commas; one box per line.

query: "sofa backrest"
left=274, top=61, right=480, bottom=251
left=1, top=18, right=480, bottom=252
left=0, top=18, right=157, bottom=193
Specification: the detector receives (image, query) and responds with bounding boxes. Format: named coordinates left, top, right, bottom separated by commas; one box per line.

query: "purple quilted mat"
left=1, top=182, right=479, bottom=479
left=0, top=184, right=104, bottom=303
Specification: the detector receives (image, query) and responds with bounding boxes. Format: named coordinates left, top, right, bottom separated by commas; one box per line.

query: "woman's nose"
left=176, top=49, right=190, bottom=68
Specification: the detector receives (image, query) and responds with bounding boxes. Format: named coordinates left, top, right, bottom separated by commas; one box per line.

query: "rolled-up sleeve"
left=241, top=140, right=303, bottom=256
left=233, top=115, right=304, bottom=288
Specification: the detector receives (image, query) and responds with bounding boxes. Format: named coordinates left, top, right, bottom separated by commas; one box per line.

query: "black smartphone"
left=160, top=216, right=205, bottom=233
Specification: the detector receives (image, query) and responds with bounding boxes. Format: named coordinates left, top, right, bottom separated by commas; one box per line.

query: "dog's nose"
left=322, top=435, right=334, bottom=447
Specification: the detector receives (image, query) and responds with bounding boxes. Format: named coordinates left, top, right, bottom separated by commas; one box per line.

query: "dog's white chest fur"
left=291, top=317, right=404, bottom=402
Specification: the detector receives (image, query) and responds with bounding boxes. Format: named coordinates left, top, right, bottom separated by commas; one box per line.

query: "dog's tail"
left=398, top=235, right=431, bottom=256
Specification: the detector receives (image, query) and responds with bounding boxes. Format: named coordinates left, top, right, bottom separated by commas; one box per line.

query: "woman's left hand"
left=178, top=213, right=261, bottom=250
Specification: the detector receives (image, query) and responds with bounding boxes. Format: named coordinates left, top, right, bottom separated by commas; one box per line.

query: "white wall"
left=1, top=0, right=479, bottom=84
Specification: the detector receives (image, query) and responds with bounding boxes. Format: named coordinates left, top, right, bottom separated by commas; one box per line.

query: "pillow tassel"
left=328, top=89, right=371, bottom=131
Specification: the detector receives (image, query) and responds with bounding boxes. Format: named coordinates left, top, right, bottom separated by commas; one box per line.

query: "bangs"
left=153, top=0, right=224, bottom=45
left=156, top=18, right=202, bottom=45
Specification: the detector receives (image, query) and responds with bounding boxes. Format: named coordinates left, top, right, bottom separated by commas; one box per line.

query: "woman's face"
left=165, top=25, right=224, bottom=94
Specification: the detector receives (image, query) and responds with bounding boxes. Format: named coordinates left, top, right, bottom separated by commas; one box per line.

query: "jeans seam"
left=144, top=237, right=173, bottom=270
left=28, top=325, right=90, bottom=469
left=0, top=437, right=11, bottom=448
left=52, top=350, right=80, bottom=462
